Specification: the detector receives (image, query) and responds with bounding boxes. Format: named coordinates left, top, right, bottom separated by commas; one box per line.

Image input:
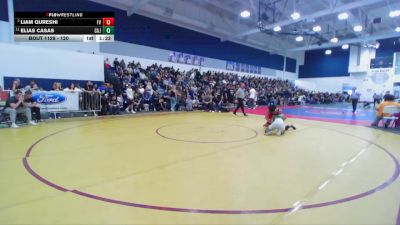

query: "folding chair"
left=382, top=106, right=400, bottom=128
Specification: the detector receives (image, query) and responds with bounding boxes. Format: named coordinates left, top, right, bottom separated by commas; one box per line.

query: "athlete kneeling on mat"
left=264, top=106, right=296, bottom=136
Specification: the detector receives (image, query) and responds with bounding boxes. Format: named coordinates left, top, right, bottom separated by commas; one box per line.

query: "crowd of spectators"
left=100, top=57, right=346, bottom=114
left=3, top=58, right=347, bottom=116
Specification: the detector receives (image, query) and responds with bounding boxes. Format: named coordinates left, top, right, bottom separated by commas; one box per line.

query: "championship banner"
left=357, top=68, right=395, bottom=101
left=32, top=91, right=79, bottom=112
left=368, top=68, right=393, bottom=84
left=226, top=61, right=261, bottom=74
left=226, top=61, right=235, bottom=71
left=168, top=51, right=204, bottom=66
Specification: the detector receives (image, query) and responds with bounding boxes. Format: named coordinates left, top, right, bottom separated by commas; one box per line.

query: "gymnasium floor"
left=1, top=106, right=400, bottom=225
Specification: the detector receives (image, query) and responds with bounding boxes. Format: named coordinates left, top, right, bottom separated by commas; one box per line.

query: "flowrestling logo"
left=32, top=92, right=67, bottom=105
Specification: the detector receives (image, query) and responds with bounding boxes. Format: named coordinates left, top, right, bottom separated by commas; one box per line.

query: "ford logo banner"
left=32, top=92, right=67, bottom=105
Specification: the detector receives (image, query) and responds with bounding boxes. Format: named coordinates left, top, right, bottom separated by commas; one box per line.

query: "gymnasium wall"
left=101, top=41, right=298, bottom=79
left=0, top=0, right=8, bottom=22
left=296, top=72, right=400, bottom=101
left=375, top=37, right=400, bottom=58
left=0, top=21, right=9, bottom=43
left=0, top=0, right=9, bottom=43
left=298, top=47, right=350, bottom=78
left=0, top=43, right=104, bottom=88
left=16, top=42, right=101, bottom=54
left=12, top=0, right=296, bottom=72
left=296, top=37, right=400, bottom=100
left=102, top=51, right=297, bottom=80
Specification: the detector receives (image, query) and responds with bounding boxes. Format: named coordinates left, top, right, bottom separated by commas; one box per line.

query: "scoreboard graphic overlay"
left=14, top=12, right=114, bottom=42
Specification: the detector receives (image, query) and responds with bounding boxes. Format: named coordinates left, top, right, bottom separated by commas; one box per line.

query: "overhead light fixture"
left=312, top=25, right=322, bottom=32
left=325, top=49, right=332, bottom=55
left=338, top=12, right=349, bottom=20
left=342, top=44, right=349, bottom=50
left=240, top=10, right=251, bottom=18
left=330, top=37, right=339, bottom=43
left=273, top=26, right=282, bottom=32
left=295, top=35, right=303, bottom=42
left=291, top=12, right=301, bottom=20
left=353, top=25, right=363, bottom=32
left=375, top=42, right=380, bottom=49
left=396, top=27, right=400, bottom=32
left=389, top=10, right=400, bottom=18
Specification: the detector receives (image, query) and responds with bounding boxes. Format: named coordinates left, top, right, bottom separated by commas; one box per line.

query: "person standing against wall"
left=351, top=87, right=361, bottom=113
left=233, top=83, right=248, bottom=116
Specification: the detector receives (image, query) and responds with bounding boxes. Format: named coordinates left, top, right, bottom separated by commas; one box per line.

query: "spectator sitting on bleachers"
left=64, top=83, right=82, bottom=92
left=25, top=80, right=39, bottom=91
left=52, top=82, right=62, bottom=91
left=23, top=90, right=42, bottom=122
left=84, top=81, right=94, bottom=92
left=108, top=95, right=120, bottom=115
left=185, top=96, right=193, bottom=111
left=11, top=79, right=23, bottom=92
left=4, top=90, right=38, bottom=128
left=202, top=92, right=212, bottom=111
left=113, top=58, right=120, bottom=68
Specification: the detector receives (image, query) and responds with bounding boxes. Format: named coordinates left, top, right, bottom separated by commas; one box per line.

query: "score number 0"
left=102, top=18, right=114, bottom=26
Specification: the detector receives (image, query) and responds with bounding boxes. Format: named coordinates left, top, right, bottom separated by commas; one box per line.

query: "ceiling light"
left=330, top=37, right=339, bottom=43
left=338, top=12, right=349, bottom=20
left=273, top=26, right=282, bottom=32
left=396, top=27, right=400, bottom=32
left=375, top=42, right=380, bottom=49
left=389, top=10, right=400, bottom=18
left=291, top=12, right=301, bottom=20
left=342, top=44, right=349, bottom=50
left=353, top=25, right=363, bottom=32
left=240, top=10, right=251, bottom=18
left=325, top=49, right=332, bottom=55
left=295, top=36, right=303, bottom=42
left=312, top=25, right=321, bottom=32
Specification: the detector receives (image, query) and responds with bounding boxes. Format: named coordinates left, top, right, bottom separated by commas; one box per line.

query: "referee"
left=350, top=87, right=361, bottom=113
left=233, top=83, right=248, bottom=116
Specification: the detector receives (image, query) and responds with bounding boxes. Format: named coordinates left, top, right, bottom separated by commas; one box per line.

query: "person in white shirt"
left=190, top=70, right=196, bottom=80
left=248, top=87, right=257, bottom=109
left=138, top=85, right=145, bottom=95
left=298, top=94, right=306, bottom=105
left=63, top=83, right=82, bottom=92
left=139, top=71, right=147, bottom=81
left=125, top=85, right=135, bottom=114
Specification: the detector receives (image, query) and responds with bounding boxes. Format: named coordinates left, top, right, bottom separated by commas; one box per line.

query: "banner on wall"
left=168, top=51, right=204, bottom=66
left=226, top=61, right=261, bottom=74
left=226, top=61, right=235, bottom=70
left=32, top=91, right=79, bottom=112
left=369, top=68, right=392, bottom=84
left=355, top=67, right=396, bottom=101
left=235, top=62, right=240, bottom=71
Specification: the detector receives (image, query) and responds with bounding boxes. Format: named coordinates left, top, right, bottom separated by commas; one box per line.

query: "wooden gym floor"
left=0, top=112, right=399, bottom=225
